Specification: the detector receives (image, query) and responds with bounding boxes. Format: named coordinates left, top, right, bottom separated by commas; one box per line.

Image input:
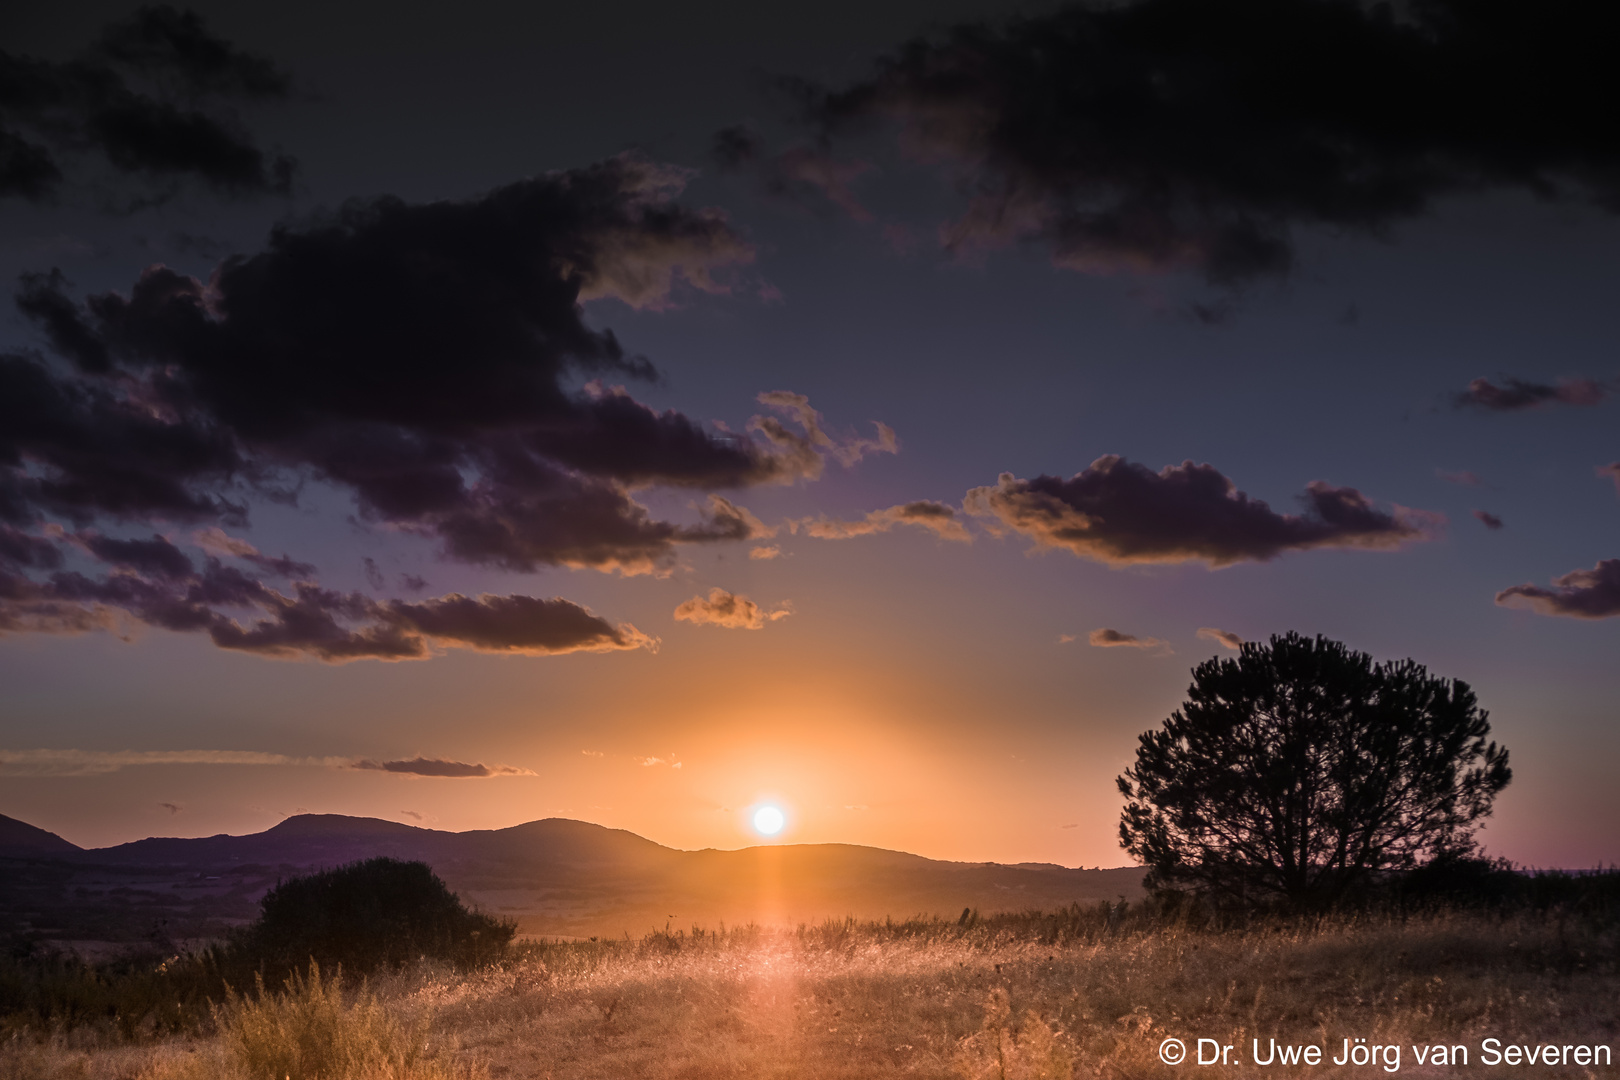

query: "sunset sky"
left=2, top=0, right=1617, bottom=868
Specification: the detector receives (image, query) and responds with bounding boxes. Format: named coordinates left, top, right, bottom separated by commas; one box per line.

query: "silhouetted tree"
left=230, top=857, right=514, bottom=975
left=1117, top=633, right=1510, bottom=907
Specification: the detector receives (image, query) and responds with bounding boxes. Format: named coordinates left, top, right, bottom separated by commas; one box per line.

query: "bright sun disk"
left=752, top=805, right=785, bottom=835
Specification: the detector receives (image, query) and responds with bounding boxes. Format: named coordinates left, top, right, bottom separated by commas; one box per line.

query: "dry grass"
left=3, top=908, right=1615, bottom=1080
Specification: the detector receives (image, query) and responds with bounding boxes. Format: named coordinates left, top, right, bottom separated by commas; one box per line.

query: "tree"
left=230, top=857, right=515, bottom=975
left=1117, top=633, right=1510, bottom=907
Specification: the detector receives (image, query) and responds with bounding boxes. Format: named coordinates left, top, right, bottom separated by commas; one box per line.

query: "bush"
left=229, top=859, right=514, bottom=979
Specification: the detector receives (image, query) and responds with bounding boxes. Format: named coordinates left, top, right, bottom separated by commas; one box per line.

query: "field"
left=3, top=902, right=1616, bottom=1080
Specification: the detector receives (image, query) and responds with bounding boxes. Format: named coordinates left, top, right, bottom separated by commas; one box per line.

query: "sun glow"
left=752, top=805, right=786, bottom=836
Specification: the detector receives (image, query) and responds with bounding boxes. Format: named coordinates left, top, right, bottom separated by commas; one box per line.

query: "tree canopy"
left=1117, top=632, right=1511, bottom=907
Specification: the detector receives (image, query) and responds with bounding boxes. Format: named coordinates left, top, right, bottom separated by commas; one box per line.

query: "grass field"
left=3, top=904, right=1616, bottom=1079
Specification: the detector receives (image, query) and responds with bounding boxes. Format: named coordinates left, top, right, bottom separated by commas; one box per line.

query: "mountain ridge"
left=0, top=811, right=1146, bottom=946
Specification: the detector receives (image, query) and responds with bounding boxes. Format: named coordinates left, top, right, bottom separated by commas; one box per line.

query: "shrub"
left=229, top=859, right=514, bottom=978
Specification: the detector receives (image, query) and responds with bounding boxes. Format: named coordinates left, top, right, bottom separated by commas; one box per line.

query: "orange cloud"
left=1089, top=628, right=1170, bottom=652
left=674, top=588, right=792, bottom=630
left=796, top=500, right=971, bottom=542
left=1196, top=627, right=1244, bottom=650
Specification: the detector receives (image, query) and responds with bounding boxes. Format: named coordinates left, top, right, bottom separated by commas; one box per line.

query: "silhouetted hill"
left=0, top=813, right=81, bottom=856
left=0, top=812, right=1145, bottom=945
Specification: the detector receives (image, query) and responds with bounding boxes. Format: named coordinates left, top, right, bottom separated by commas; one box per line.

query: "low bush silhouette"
left=230, top=858, right=514, bottom=978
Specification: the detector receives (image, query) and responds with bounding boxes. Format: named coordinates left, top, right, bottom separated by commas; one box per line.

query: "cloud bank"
left=1, top=152, right=894, bottom=658
left=779, top=0, right=1620, bottom=285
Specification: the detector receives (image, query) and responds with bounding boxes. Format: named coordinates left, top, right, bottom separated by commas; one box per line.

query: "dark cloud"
left=1196, top=626, right=1244, bottom=650
left=1473, top=509, right=1504, bottom=530
left=1088, top=627, right=1169, bottom=651
left=1598, top=463, right=1620, bottom=495
left=673, top=587, right=790, bottom=630
left=785, top=0, right=1620, bottom=285
left=0, top=524, right=63, bottom=571
left=351, top=757, right=533, bottom=778
left=0, top=533, right=652, bottom=661
left=390, top=592, right=654, bottom=655
left=76, top=531, right=194, bottom=578
left=1455, top=376, right=1608, bottom=410
left=1496, top=559, right=1620, bottom=619
left=0, top=6, right=294, bottom=202
left=3, top=151, right=898, bottom=659
left=795, top=499, right=971, bottom=541
left=13, top=158, right=878, bottom=577
left=0, top=350, right=245, bottom=526
left=965, top=456, right=1436, bottom=567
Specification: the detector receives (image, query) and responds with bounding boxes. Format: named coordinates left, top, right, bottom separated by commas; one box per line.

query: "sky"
left=1, top=0, right=1617, bottom=868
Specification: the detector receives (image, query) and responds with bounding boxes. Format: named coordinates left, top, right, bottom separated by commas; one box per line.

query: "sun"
left=752, top=805, right=785, bottom=836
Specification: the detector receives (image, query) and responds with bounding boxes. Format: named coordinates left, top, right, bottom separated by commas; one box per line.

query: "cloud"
left=1473, top=510, right=1505, bottom=530
left=748, top=391, right=898, bottom=480
left=1599, top=463, right=1620, bottom=495
left=1455, top=377, right=1609, bottom=411
left=0, top=748, right=347, bottom=777
left=1088, top=627, right=1169, bottom=652
left=14, top=217, right=877, bottom=579
left=795, top=500, right=971, bottom=542
left=389, top=593, right=655, bottom=656
left=399, top=809, right=424, bottom=821
left=1057, top=633, right=1077, bottom=644
left=673, top=587, right=791, bottom=630
left=786, top=0, right=1620, bottom=285
left=964, top=456, right=1437, bottom=567
left=0, top=7, right=294, bottom=202
left=712, top=125, right=875, bottom=221
left=1196, top=627, right=1244, bottom=650
left=1437, top=469, right=1482, bottom=487
left=749, top=545, right=782, bottom=560
left=159, top=801, right=183, bottom=814
left=1496, top=559, right=1620, bottom=619
left=0, top=535, right=655, bottom=661
left=350, top=757, right=534, bottom=778
left=191, top=527, right=315, bottom=577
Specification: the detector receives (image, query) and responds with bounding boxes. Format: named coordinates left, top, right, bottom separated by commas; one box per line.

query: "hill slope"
left=0, top=813, right=81, bottom=856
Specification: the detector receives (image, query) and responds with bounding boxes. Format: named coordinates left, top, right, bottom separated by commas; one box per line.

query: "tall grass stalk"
left=212, top=963, right=470, bottom=1080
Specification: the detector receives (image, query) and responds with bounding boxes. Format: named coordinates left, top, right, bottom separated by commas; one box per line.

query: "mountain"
left=0, top=812, right=1145, bottom=946
left=0, top=813, right=81, bottom=856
